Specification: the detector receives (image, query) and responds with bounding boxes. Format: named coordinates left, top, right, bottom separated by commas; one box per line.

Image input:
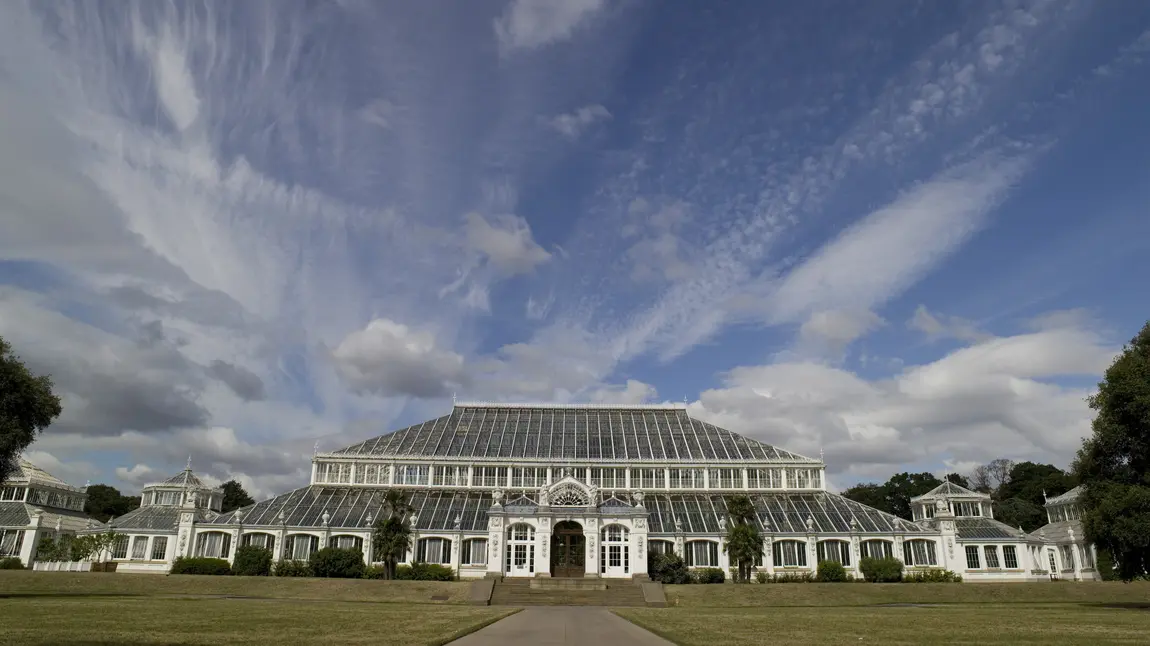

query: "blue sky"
left=1, top=0, right=1148, bottom=497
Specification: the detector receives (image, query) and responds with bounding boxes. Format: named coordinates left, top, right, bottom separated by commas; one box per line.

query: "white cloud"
left=331, top=319, right=467, bottom=399
left=463, top=212, right=552, bottom=276
left=796, top=309, right=885, bottom=357
left=546, top=104, right=612, bottom=139
left=588, top=379, right=658, bottom=405
left=908, top=305, right=989, bottom=342
left=494, top=0, right=607, bottom=52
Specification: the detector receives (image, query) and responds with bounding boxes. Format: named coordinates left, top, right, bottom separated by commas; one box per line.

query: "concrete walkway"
left=450, top=607, right=673, bottom=646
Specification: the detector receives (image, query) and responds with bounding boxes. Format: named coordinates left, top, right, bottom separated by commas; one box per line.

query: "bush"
left=691, top=567, right=725, bottom=584
left=309, top=547, right=366, bottom=579
left=903, top=569, right=962, bottom=583
left=647, top=552, right=690, bottom=584
left=362, top=564, right=388, bottom=579
left=755, top=570, right=768, bottom=583
left=395, top=563, right=455, bottom=581
left=273, top=560, right=313, bottom=577
left=0, top=557, right=25, bottom=570
left=816, top=560, right=848, bottom=582
left=762, top=570, right=815, bottom=583
left=859, top=556, right=903, bottom=582
left=170, top=557, right=231, bottom=575
left=231, top=545, right=273, bottom=576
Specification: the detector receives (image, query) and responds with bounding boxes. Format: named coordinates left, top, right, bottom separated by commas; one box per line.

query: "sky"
left=1, top=0, right=1148, bottom=499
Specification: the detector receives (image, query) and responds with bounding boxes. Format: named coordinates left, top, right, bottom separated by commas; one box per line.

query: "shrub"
left=763, top=571, right=815, bottom=583
left=816, top=560, right=848, bottom=582
left=755, top=570, right=768, bottom=583
left=691, top=567, right=725, bottom=584
left=395, top=563, right=455, bottom=581
left=273, top=560, right=313, bottom=577
left=0, top=557, right=25, bottom=570
left=309, top=547, right=366, bottom=579
left=903, top=569, right=962, bottom=583
left=362, top=564, right=388, bottom=579
left=859, top=556, right=903, bottom=582
left=232, top=545, right=273, bottom=576
left=647, top=552, right=690, bottom=584
left=170, top=557, right=231, bottom=576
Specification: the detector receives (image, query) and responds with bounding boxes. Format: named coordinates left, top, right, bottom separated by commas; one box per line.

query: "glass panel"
left=151, top=537, right=168, bottom=560
left=965, top=545, right=980, bottom=569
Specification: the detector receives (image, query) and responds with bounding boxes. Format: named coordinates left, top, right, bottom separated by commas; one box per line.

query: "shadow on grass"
left=1087, top=602, right=1150, bottom=611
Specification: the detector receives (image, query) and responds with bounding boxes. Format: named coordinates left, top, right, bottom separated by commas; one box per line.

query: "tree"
left=0, top=336, right=63, bottom=483
left=883, top=472, right=943, bottom=520
left=942, top=473, right=971, bottom=489
left=969, top=458, right=1015, bottom=495
left=840, top=483, right=890, bottom=515
left=370, top=490, right=414, bottom=580
left=84, top=484, right=140, bottom=522
left=722, top=495, right=762, bottom=582
left=1073, top=321, right=1150, bottom=581
left=997, top=461, right=1074, bottom=506
left=221, top=479, right=255, bottom=513
left=992, top=497, right=1047, bottom=532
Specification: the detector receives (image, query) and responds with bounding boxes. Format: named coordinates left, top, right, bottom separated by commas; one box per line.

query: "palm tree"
left=722, top=495, right=762, bottom=582
left=371, top=490, right=415, bottom=580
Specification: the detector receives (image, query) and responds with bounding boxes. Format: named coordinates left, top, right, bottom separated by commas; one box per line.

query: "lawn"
left=0, top=572, right=514, bottom=646
left=616, top=581, right=1150, bottom=645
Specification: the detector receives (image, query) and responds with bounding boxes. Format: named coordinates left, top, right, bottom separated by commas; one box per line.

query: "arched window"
left=284, top=534, right=319, bottom=561
left=816, top=540, right=851, bottom=567
left=505, top=523, right=535, bottom=575
left=903, top=539, right=937, bottom=567
left=772, top=540, right=807, bottom=568
left=241, top=532, right=276, bottom=553
left=194, top=531, right=231, bottom=559
left=600, top=524, right=630, bottom=575
left=860, top=539, right=893, bottom=560
left=416, top=537, right=451, bottom=564
left=647, top=540, right=674, bottom=556
left=462, top=538, right=488, bottom=566
left=685, top=540, right=718, bottom=567
left=329, top=535, right=364, bottom=552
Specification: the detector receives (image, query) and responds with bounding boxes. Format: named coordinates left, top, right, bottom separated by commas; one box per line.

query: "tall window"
left=787, top=468, right=821, bottom=489
left=816, top=540, right=850, bottom=566
left=773, top=540, right=807, bottom=568
left=669, top=468, right=704, bottom=489
left=685, top=541, right=718, bottom=567
left=903, top=540, right=937, bottom=567
left=512, top=467, right=547, bottom=488
left=329, top=535, right=364, bottom=551
left=631, top=468, right=663, bottom=489
left=648, top=540, right=674, bottom=555
left=475, top=467, right=507, bottom=488
left=242, top=533, right=275, bottom=552
left=600, top=525, right=630, bottom=574
left=708, top=468, right=740, bottom=489
left=0, top=486, right=25, bottom=501
left=151, top=537, right=168, bottom=560
left=965, top=545, right=980, bottom=569
left=860, top=540, right=893, bottom=560
left=1081, top=545, right=1095, bottom=569
left=748, top=469, right=782, bottom=489
left=395, top=465, right=430, bottom=486
left=416, top=538, right=451, bottom=564
left=1003, top=546, right=1018, bottom=569
left=983, top=545, right=1000, bottom=568
left=590, top=468, right=625, bottom=489
left=433, top=466, right=464, bottom=486
left=285, top=534, right=320, bottom=561
left=316, top=462, right=352, bottom=484
left=355, top=464, right=390, bottom=485
left=505, top=524, right=535, bottom=574
left=110, top=534, right=130, bottom=560
left=462, top=539, right=488, bottom=566
left=1059, top=545, right=1075, bottom=570
left=952, top=502, right=982, bottom=517
left=194, top=532, right=231, bottom=559
left=131, top=536, right=148, bottom=560
left=0, top=529, right=24, bottom=557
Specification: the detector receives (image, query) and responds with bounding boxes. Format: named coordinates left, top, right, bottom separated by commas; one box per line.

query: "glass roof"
left=911, top=480, right=989, bottom=501
left=329, top=404, right=817, bottom=463
left=645, top=493, right=923, bottom=534
left=90, top=506, right=218, bottom=532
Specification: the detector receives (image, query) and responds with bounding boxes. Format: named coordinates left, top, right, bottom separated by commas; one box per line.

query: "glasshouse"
left=8, top=403, right=1100, bottom=581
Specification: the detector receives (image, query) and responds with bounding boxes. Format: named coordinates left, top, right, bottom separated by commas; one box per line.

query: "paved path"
left=451, top=607, right=672, bottom=646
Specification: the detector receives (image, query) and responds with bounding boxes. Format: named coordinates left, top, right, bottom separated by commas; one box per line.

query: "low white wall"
left=32, top=561, right=93, bottom=572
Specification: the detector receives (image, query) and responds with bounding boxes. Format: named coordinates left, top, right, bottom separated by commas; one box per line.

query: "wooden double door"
left=550, top=521, right=585, bottom=578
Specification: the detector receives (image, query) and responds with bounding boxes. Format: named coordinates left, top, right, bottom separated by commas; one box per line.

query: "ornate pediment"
left=541, top=476, right=595, bottom=507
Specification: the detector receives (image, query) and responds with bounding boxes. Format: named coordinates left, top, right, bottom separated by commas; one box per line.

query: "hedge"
left=690, top=567, right=725, bottom=584
left=0, top=557, right=25, bottom=570
left=273, top=560, right=313, bottom=577
left=232, top=545, right=273, bottom=576
left=170, top=557, right=231, bottom=575
left=647, top=552, right=690, bottom=584
left=816, top=560, right=849, bottom=582
left=394, top=563, right=455, bottom=581
left=309, top=547, right=365, bottom=579
left=859, top=556, right=904, bottom=582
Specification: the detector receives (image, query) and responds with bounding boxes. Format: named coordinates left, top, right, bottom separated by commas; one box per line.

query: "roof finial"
left=944, top=473, right=950, bottom=483
left=453, top=392, right=457, bottom=405
left=1042, top=489, right=1047, bottom=502
left=313, top=440, right=320, bottom=455
left=186, top=455, right=192, bottom=471
left=819, top=445, right=824, bottom=462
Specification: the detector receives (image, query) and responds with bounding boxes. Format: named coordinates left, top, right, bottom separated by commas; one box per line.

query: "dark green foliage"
left=903, top=569, right=962, bottom=583
left=272, top=560, right=313, bottom=577
left=1073, top=321, right=1150, bottom=581
left=84, top=484, right=140, bottom=523
left=690, top=567, right=725, bottom=584
left=858, top=556, right=903, bottom=582
left=170, top=557, right=232, bottom=575
left=723, top=496, right=763, bottom=583
left=941, top=473, right=971, bottom=489
left=1096, top=547, right=1120, bottom=581
left=309, top=546, right=366, bottom=579
left=841, top=473, right=942, bottom=520
left=816, top=560, right=848, bottom=582
left=992, top=497, right=1048, bottom=532
left=647, top=552, right=690, bottom=584
left=370, top=490, right=415, bottom=580
left=393, top=563, right=455, bottom=580
left=231, top=545, right=273, bottom=576
left=34, top=535, right=69, bottom=562
left=221, top=480, right=255, bottom=514
left=0, top=557, right=25, bottom=569
left=0, top=336, right=63, bottom=484
left=839, top=483, right=888, bottom=514
left=362, top=565, right=388, bottom=579
left=758, top=571, right=816, bottom=583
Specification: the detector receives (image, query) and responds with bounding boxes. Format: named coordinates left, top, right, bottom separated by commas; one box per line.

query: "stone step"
left=490, top=581, right=647, bottom=607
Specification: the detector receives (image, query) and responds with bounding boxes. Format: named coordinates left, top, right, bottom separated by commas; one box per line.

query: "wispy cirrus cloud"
left=495, top=0, right=607, bottom=52
left=546, top=104, right=611, bottom=139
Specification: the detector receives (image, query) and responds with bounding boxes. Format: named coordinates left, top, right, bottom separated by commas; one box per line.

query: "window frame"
left=772, top=540, right=808, bottom=568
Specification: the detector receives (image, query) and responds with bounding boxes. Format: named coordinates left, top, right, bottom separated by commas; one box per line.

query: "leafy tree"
left=941, top=473, right=971, bottom=489
left=840, top=483, right=891, bottom=515
left=84, top=484, right=140, bottom=522
left=996, top=461, right=1074, bottom=506
left=1073, top=321, right=1150, bottom=581
left=0, top=336, right=63, bottom=483
left=884, top=472, right=943, bottom=520
left=969, top=458, right=1014, bottom=495
left=992, top=497, right=1047, bottom=532
left=370, top=490, right=414, bottom=580
left=722, top=495, right=762, bottom=582
left=221, top=479, right=255, bottom=513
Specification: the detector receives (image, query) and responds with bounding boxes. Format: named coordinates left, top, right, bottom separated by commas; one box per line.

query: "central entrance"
left=551, top=521, right=585, bottom=578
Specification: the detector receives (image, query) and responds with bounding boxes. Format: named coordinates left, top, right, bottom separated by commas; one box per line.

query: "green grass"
left=616, top=582, right=1150, bottom=645
left=0, top=571, right=513, bottom=645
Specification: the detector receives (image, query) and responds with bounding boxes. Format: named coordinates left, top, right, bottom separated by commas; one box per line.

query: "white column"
left=452, top=531, right=463, bottom=576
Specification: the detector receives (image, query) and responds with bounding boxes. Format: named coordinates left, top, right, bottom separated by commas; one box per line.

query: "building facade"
left=45, top=403, right=1100, bottom=581
left=0, top=460, right=92, bottom=566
